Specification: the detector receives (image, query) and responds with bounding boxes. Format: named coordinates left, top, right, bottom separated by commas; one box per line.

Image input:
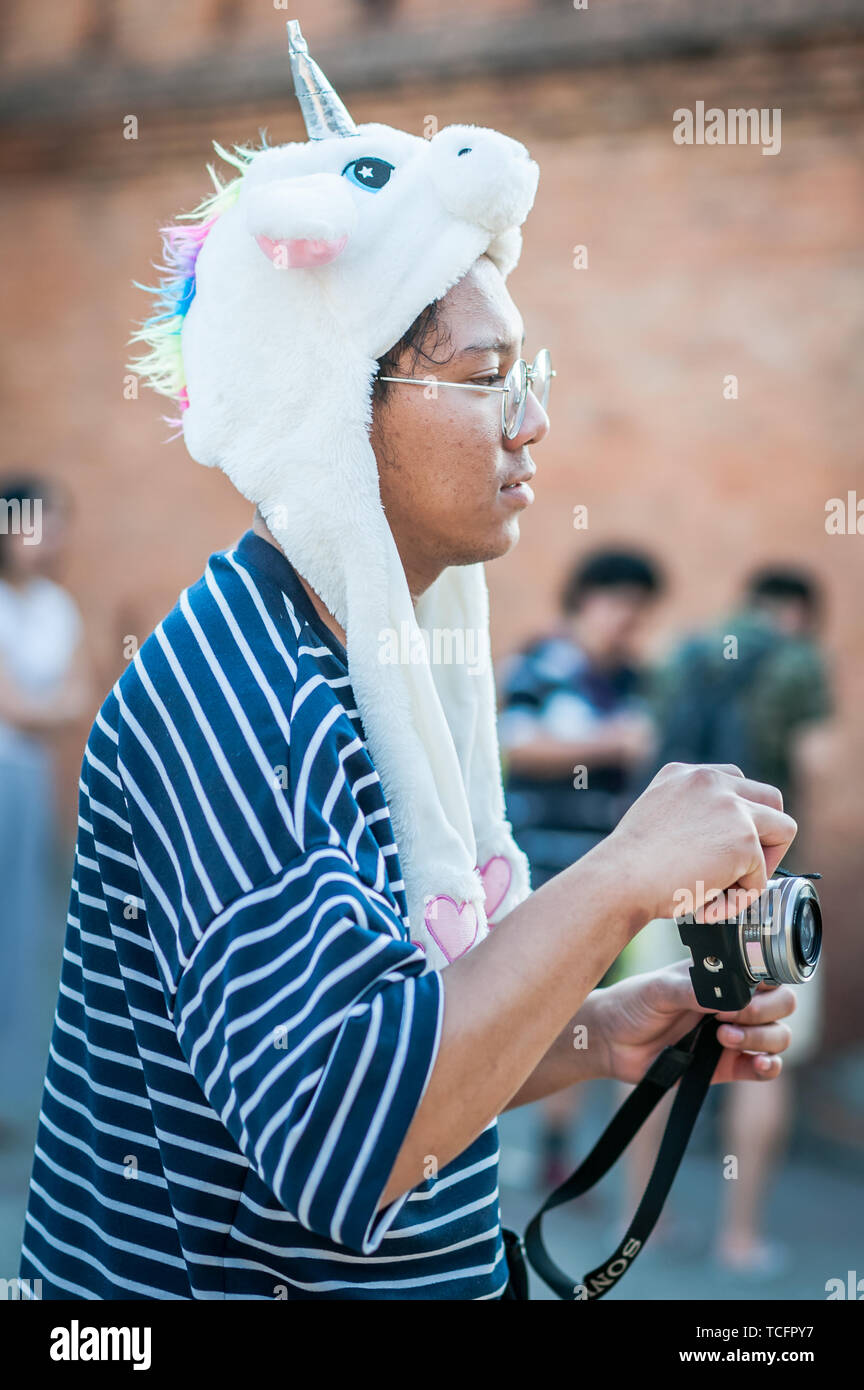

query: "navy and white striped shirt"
left=19, top=530, right=508, bottom=1300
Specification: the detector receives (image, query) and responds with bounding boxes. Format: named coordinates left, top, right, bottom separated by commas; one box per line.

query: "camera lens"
left=792, top=897, right=822, bottom=973
left=739, top=876, right=823, bottom=986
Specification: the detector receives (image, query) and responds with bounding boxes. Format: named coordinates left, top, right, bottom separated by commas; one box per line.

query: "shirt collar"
left=232, top=529, right=347, bottom=666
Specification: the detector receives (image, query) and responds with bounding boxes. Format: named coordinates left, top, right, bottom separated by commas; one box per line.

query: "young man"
left=19, top=26, right=797, bottom=1300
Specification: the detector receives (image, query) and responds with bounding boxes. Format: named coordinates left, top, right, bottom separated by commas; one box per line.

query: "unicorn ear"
left=246, top=172, right=357, bottom=269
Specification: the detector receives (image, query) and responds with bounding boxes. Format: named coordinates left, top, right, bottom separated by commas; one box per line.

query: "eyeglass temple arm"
left=376, top=376, right=509, bottom=394
left=378, top=361, right=555, bottom=393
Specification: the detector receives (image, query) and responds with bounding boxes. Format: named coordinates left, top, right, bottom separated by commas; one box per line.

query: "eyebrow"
left=456, top=332, right=526, bottom=358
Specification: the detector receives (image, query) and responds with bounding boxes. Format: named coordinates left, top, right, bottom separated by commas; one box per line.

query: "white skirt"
left=0, top=736, right=55, bottom=1121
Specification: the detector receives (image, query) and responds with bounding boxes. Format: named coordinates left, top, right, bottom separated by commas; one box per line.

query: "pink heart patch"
left=423, top=895, right=478, bottom=964
left=478, top=855, right=512, bottom=925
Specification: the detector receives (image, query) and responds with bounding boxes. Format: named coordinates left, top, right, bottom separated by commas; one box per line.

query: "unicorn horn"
left=286, top=20, right=358, bottom=140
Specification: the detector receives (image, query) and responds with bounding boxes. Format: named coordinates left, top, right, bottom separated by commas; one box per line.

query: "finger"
left=715, top=984, right=797, bottom=1025
left=730, top=777, right=785, bottom=812
left=731, top=803, right=797, bottom=893
left=716, top=1021, right=792, bottom=1054
left=745, top=801, right=797, bottom=849
left=763, top=840, right=793, bottom=882
left=655, top=760, right=743, bottom=784
left=727, top=840, right=767, bottom=896
left=700, top=885, right=764, bottom=922
left=715, top=1052, right=784, bottom=1083
left=646, top=958, right=705, bottom=1013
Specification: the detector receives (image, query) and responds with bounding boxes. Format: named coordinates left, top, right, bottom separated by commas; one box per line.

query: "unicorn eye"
left=342, top=156, right=394, bottom=192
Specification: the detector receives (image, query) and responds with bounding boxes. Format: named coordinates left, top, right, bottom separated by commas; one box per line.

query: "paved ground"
left=498, top=1082, right=864, bottom=1302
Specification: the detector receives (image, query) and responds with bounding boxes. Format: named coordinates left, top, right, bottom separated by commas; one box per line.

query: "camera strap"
left=520, top=1013, right=723, bottom=1300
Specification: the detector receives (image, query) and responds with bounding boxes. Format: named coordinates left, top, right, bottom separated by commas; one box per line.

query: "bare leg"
left=537, top=1085, right=586, bottom=1189
left=716, top=1071, right=791, bottom=1268
left=544, top=1084, right=584, bottom=1126
left=619, top=1085, right=675, bottom=1232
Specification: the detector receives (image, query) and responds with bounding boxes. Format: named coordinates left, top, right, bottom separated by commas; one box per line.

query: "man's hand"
left=603, top=762, right=798, bottom=925
left=590, top=959, right=797, bottom=1086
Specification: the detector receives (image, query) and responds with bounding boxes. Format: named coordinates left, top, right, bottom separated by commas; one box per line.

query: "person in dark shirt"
left=641, top=566, right=834, bottom=1275
left=498, top=549, right=665, bottom=1187
left=499, top=550, right=664, bottom=883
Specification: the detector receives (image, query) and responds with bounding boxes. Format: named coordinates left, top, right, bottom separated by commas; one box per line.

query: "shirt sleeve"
left=497, top=704, right=546, bottom=750
left=47, top=581, right=85, bottom=672
left=170, top=843, right=444, bottom=1256
left=497, top=646, right=548, bottom=749
left=765, top=641, right=834, bottom=729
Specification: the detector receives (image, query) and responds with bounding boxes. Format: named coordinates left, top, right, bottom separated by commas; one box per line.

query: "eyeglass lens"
left=502, top=352, right=553, bottom=438
left=530, top=349, right=552, bottom=413
left=503, top=358, right=529, bottom=438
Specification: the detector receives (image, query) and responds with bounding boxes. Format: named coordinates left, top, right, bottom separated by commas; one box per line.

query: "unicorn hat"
left=130, top=20, right=538, bottom=970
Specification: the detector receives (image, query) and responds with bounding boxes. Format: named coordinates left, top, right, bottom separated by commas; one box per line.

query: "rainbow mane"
left=127, top=140, right=261, bottom=437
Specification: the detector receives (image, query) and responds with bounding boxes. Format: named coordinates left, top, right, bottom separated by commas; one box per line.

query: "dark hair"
left=746, top=566, right=821, bottom=615
left=373, top=299, right=455, bottom=405
left=374, top=252, right=505, bottom=403
left=0, top=473, right=66, bottom=575
left=560, top=548, right=664, bottom=614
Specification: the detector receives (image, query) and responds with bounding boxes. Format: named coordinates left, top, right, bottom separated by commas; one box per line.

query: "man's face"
left=570, top=587, right=655, bottom=661
left=3, top=497, right=69, bottom=582
left=757, top=597, right=814, bottom=639
left=370, top=256, right=549, bottom=591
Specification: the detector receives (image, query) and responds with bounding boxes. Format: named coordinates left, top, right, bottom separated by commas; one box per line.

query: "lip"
left=500, top=461, right=536, bottom=488
left=499, top=480, right=534, bottom=507
left=499, top=464, right=536, bottom=506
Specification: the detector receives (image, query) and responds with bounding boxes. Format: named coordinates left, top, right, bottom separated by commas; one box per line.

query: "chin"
left=493, top=516, right=522, bottom=558
left=450, top=522, right=520, bottom=567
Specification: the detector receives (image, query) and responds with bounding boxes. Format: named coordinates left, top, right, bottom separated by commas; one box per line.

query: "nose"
left=504, top=387, right=549, bottom=450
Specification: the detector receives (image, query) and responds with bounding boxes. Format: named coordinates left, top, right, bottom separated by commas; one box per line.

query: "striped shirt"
left=19, top=529, right=508, bottom=1300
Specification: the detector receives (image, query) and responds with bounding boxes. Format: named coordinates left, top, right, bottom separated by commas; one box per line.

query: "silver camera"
left=677, top=872, right=822, bottom=1011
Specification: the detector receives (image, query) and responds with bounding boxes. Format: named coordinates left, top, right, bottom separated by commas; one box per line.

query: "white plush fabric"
left=180, top=108, right=538, bottom=970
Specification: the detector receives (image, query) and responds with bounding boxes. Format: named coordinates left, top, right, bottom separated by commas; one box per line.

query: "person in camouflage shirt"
left=633, top=566, right=833, bottom=1276
left=651, top=568, right=832, bottom=821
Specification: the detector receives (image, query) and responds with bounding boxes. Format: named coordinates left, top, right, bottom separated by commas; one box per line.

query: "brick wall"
left=1, top=14, right=861, bottom=1046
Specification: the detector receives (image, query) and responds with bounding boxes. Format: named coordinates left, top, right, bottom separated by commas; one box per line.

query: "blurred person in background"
left=497, top=549, right=664, bottom=1188
left=653, top=567, right=832, bottom=815
left=0, top=475, right=92, bottom=1138
left=624, top=565, right=833, bottom=1274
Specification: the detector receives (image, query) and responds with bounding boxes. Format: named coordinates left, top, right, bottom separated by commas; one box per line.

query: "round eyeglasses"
left=377, top=348, right=555, bottom=440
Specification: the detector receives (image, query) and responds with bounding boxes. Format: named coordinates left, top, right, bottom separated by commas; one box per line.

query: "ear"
left=245, top=172, right=357, bottom=269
